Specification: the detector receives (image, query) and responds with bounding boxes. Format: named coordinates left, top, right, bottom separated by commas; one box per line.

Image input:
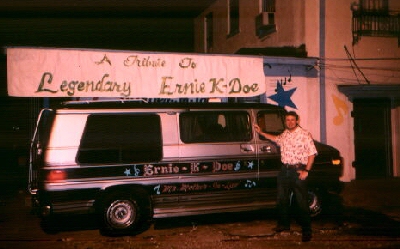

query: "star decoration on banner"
left=268, top=81, right=297, bottom=109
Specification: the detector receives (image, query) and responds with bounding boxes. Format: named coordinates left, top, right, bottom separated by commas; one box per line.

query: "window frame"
left=179, top=111, right=252, bottom=143
left=228, top=0, right=240, bottom=37
left=77, top=114, right=162, bottom=164
left=204, top=12, right=214, bottom=53
left=256, top=110, right=285, bottom=139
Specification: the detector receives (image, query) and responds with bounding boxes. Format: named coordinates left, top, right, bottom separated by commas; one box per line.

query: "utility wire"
left=344, top=46, right=362, bottom=84
left=344, top=45, right=371, bottom=84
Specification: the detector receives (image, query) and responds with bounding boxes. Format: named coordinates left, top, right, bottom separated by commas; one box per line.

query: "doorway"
left=352, top=98, right=392, bottom=178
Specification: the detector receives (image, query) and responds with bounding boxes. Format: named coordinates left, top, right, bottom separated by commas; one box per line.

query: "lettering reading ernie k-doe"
left=143, top=162, right=237, bottom=176
left=159, top=77, right=259, bottom=96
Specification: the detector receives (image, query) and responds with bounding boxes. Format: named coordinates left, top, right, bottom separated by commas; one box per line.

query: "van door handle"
left=261, top=145, right=272, bottom=152
left=241, top=144, right=254, bottom=152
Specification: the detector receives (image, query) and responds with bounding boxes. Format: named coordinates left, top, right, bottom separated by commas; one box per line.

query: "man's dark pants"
left=276, top=165, right=311, bottom=234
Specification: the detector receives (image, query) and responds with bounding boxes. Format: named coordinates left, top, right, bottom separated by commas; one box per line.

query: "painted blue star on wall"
left=268, top=80, right=297, bottom=109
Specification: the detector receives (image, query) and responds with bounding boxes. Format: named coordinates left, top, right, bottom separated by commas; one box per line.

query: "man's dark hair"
left=285, top=111, right=299, bottom=121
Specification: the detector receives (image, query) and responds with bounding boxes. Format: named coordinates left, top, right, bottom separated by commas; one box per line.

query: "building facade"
left=193, top=0, right=400, bottom=181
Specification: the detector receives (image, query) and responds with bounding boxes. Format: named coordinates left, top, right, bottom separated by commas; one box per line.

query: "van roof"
left=59, top=100, right=286, bottom=111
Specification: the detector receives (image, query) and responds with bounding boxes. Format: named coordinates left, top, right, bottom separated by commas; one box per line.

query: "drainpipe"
left=319, top=0, right=327, bottom=143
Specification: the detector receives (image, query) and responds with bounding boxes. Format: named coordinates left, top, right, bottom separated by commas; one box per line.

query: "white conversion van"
left=29, top=100, right=343, bottom=235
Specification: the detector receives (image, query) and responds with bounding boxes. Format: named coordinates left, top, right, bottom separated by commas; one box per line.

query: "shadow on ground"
left=342, top=207, right=400, bottom=237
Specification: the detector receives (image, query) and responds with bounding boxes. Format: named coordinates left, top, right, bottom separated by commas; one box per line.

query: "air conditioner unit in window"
left=255, top=12, right=276, bottom=38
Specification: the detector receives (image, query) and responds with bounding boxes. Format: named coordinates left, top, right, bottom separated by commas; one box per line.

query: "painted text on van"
left=142, top=161, right=253, bottom=177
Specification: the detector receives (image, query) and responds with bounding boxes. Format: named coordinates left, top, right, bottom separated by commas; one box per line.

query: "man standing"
left=254, top=111, right=317, bottom=242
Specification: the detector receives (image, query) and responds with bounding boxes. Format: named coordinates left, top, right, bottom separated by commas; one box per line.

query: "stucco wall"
left=194, top=0, right=308, bottom=54
left=194, top=0, right=400, bottom=181
left=323, top=0, right=400, bottom=180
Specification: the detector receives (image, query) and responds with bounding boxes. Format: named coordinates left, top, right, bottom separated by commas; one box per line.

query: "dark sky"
left=0, top=1, right=215, bottom=96
left=0, top=0, right=214, bottom=52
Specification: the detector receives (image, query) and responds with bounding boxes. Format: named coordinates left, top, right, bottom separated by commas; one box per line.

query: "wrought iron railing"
left=352, top=11, right=400, bottom=45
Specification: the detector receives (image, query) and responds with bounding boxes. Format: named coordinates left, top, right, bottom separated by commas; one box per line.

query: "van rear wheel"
left=100, top=193, right=143, bottom=236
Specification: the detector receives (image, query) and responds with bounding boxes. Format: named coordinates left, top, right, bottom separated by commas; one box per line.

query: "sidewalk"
left=224, top=177, right=400, bottom=238
left=341, top=177, right=400, bottom=221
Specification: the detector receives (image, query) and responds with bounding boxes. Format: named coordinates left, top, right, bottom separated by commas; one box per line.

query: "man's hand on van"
left=253, top=124, right=261, bottom=134
left=254, top=124, right=277, bottom=141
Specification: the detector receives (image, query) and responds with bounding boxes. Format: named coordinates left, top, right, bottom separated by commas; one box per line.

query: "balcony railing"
left=352, top=11, right=400, bottom=45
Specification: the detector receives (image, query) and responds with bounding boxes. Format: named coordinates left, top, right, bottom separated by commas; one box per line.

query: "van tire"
left=99, top=192, right=146, bottom=236
left=289, top=189, right=323, bottom=218
left=307, top=189, right=322, bottom=217
left=40, top=216, right=59, bottom=234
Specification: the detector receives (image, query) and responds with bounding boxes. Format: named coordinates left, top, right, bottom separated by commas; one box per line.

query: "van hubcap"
left=106, top=200, right=136, bottom=228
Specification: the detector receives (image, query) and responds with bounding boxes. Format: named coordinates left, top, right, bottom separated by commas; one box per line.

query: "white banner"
left=7, top=47, right=265, bottom=98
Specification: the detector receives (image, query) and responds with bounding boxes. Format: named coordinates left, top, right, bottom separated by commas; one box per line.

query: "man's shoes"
left=302, top=232, right=312, bottom=242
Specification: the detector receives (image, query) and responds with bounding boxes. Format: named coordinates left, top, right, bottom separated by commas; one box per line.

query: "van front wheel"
left=289, top=189, right=323, bottom=218
left=100, top=193, right=142, bottom=236
left=307, top=190, right=322, bottom=217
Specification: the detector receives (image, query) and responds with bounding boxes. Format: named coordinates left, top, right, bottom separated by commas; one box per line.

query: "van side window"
left=180, top=111, right=251, bottom=143
left=77, top=114, right=162, bottom=164
left=256, top=111, right=285, bottom=137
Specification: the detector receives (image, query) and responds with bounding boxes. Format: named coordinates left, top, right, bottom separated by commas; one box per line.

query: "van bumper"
left=34, top=189, right=98, bottom=217
left=38, top=200, right=96, bottom=217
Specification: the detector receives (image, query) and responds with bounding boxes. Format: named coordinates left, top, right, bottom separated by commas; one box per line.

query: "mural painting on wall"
left=268, top=76, right=297, bottom=109
left=332, top=94, right=349, bottom=126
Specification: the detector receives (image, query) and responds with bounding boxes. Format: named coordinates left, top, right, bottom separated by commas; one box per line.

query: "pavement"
left=340, top=177, right=400, bottom=221
left=1, top=176, right=400, bottom=248
left=222, top=177, right=400, bottom=237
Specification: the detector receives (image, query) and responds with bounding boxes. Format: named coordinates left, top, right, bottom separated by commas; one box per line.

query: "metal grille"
left=352, top=0, right=399, bottom=44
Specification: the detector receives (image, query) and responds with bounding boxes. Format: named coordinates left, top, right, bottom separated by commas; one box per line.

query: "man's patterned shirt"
left=274, top=126, right=317, bottom=165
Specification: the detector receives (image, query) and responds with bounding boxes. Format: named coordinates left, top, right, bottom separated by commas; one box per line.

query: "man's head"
left=284, top=111, right=299, bottom=131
